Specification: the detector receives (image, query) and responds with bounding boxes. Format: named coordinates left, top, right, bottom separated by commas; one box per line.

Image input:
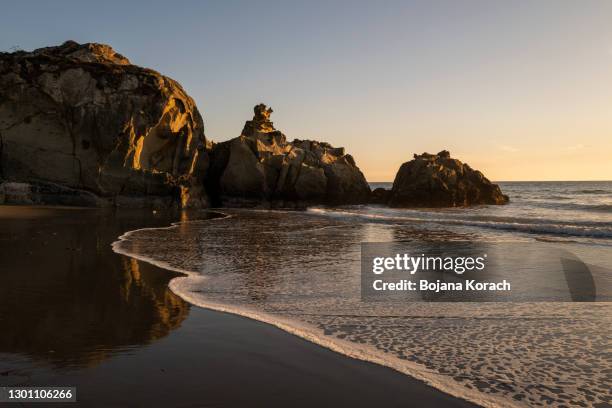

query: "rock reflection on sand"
left=114, top=209, right=612, bottom=408
left=0, top=208, right=189, bottom=370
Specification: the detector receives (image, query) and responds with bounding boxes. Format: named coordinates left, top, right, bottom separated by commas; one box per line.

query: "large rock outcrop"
left=206, top=104, right=370, bottom=207
left=0, top=41, right=208, bottom=208
left=388, top=150, right=508, bottom=207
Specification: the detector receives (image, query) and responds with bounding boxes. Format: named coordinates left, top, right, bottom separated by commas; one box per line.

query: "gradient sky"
left=2, top=0, right=611, bottom=181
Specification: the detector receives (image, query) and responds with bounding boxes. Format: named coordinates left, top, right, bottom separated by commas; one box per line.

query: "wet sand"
left=0, top=205, right=476, bottom=407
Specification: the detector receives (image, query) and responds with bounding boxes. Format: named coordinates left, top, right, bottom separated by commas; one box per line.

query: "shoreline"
left=0, top=204, right=478, bottom=407
left=112, top=209, right=511, bottom=408
left=111, top=204, right=612, bottom=407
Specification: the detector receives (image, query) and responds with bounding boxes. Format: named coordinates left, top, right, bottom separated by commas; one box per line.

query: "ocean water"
left=113, top=181, right=612, bottom=408
left=356, top=181, right=612, bottom=242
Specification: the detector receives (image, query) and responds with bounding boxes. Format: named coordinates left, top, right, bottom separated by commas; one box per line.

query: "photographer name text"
left=373, top=279, right=511, bottom=292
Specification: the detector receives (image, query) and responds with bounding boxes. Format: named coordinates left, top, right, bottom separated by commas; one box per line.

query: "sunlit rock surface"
left=0, top=41, right=208, bottom=208
left=206, top=104, right=370, bottom=207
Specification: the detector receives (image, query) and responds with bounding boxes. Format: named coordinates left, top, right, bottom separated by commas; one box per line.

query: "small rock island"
left=387, top=150, right=509, bottom=207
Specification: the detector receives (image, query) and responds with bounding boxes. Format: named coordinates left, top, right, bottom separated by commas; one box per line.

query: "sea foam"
left=112, top=208, right=612, bottom=408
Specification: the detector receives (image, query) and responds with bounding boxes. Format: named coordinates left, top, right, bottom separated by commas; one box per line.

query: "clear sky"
left=2, top=0, right=611, bottom=181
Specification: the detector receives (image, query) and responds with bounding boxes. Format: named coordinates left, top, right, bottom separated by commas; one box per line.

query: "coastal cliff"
left=206, top=104, right=371, bottom=207
left=0, top=41, right=208, bottom=208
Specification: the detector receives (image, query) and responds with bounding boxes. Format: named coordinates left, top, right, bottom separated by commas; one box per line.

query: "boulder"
left=206, top=104, right=370, bottom=206
left=388, top=150, right=508, bottom=207
left=0, top=41, right=209, bottom=208
left=370, top=187, right=391, bottom=205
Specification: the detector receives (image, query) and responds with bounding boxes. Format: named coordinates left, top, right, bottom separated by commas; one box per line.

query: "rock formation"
left=388, top=150, right=508, bottom=207
left=0, top=41, right=512, bottom=211
left=206, top=104, right=370, bottom=207
left=370, top=187, right=391, bottom=205
left=0, top=41, right=208, bottom=208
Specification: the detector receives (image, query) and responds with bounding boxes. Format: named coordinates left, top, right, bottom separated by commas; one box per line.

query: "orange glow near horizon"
left=4, top=1, right=612, bottom=182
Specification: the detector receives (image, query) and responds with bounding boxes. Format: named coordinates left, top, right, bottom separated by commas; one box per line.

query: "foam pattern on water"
left=113, top=209, right=612, bottom=408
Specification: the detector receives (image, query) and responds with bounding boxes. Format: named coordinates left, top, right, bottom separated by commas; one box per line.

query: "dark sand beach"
left=0, top=206, right=476, bottom=407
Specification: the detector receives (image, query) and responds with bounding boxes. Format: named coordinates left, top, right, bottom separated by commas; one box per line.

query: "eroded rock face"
left=389, top=150, right=508, bottom=207
left=206, top=104, right=370, bottom=207
left=0, top=41, right=208, bottom=208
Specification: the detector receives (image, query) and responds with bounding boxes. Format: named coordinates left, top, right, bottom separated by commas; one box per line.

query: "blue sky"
left=2, top=0, right=611, bottom=180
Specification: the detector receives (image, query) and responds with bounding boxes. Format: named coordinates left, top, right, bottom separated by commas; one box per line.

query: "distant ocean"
left=113, top=181, right=612, bottom=407
left=363, top=181, right=612, bottom=242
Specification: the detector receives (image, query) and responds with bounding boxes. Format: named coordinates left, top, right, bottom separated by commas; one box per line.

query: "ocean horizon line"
left=369, top=179, right=612, bottom=184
